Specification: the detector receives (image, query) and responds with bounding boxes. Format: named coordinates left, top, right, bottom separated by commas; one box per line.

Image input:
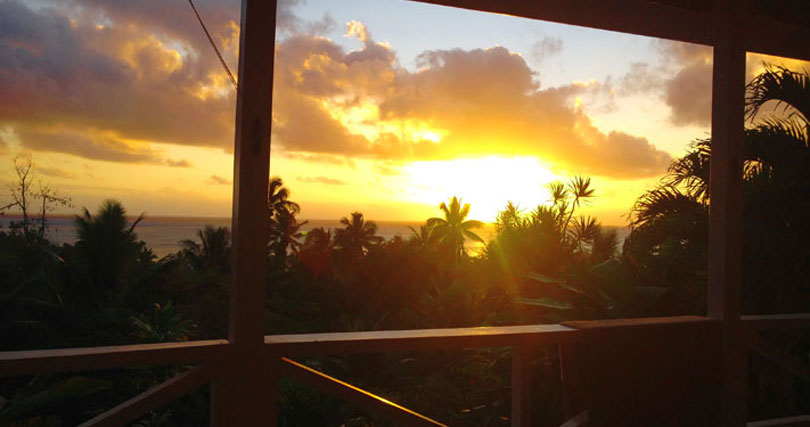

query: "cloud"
left=281, top=152, right=357, bottom=168
left=657, top=41, right=713, bottom=127
left=297, top=176, right=346, bottom=185
left=271, top=26, right=670, bottom=178
left=619, top=41, right=808, bottom=127
left=18, top=128, right=167, bottom=164
left=617, top=62, right=662, bottom=95
left=531, top=37, right=563, bottom=62
left=664, top=61, right=713, bottom=126
left=208, top=174, right=230, bottom=185
left=0, top=0, right=238, bottom=162
left=277, top=0, right=334, bottom=35
left=166, top=158, right=192, bottom=167
left=1, top=1, right=671, bottom=178
left=37, top=166, right=76, bottom=178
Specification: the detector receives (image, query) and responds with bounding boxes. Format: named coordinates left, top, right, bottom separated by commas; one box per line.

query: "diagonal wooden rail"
left=280, top=357, right=447, bottom=426
left=78, top=366, right=210, bottom=427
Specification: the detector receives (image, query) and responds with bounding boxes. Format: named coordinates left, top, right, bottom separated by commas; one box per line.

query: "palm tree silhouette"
left=625, top=64, right=810, bottom=315
left=298, top=227, right=333, bottom=276
left=266, top=177, right=305, bottom=267
left=269, top=208, right=307, bottom=265
left=180, top=225, right=231, bottom=271
left=427, top=196, right=484, bottom=257
left=268, top=176, right=300, bottom=218
left=408, top=224, right=437, bottom=249
left=333, top=212, right=382, bottom=260
left=73, top=199, right=145, bottom=306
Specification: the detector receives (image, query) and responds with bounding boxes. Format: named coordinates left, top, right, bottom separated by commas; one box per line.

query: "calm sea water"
left=0, top=215, right=628, bottom=257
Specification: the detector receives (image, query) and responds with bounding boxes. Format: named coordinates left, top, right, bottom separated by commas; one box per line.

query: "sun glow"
left=403, top=156, right=559, bottom=222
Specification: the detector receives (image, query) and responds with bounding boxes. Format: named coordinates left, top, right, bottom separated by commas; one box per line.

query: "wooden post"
left=708, top=0, right=747, bottom=425
left=211, top=0, right=278, bottom=425
left=511, top=344, right=532, bottom=427
left=559, top=342, right=586, bottom=421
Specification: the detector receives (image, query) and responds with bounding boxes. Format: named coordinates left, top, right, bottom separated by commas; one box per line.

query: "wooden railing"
left=2, top=314, right=809, bottom=425
left=0, top=316, right=696, bottom=425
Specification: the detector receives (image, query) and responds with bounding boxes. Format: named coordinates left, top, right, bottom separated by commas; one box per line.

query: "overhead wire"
left=187, top=0, right=238, bottom=89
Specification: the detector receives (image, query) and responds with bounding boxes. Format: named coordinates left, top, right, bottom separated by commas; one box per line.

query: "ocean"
left=0, top=215, right=628, bottom=257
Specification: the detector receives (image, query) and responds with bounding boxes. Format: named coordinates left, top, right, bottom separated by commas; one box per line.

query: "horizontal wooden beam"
left=743, top=313, right=810, bottom=330
left=0, top=340, right=228, bottom=377
left=408, top=0, right=810, bottom=61
left=280, top=357, right=446, bottom=426
left=265, top=324, right=577, bottom=356
left=407, top=0, right=713, bottom=45
left=747, top=415, right=810, bottom=427
left=562, top=315, right=716, bottom=330
left=559, top=410, right=589, bottom=427
left=78, top=366, right=210, bottom=427
left=745, top=13, right=810, bottom=61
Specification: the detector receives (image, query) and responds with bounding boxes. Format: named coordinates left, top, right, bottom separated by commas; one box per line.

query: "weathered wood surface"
left=408, top=0, right=810, bottom=60
left=708, top=1, right=748, bottom=425
left=265, top=324, right=578, bottom=355
left=215, top=0, right=278, bottom=425
left=511, top=344, right=533, bottom=427
left=559, top=410, right=589, bottom=427
left=747, top=415, right=810, bottom=427
left=743, top=313, right=810, bottom=330
left=0, top=340, right=227, bottom=377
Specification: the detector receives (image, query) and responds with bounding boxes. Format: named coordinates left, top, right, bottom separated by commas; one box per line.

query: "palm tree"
left=333, top=212, right=382, bottom=260
left=266, top=177, right=305, bottom=268
left=625, top=64, right=810, bottom=315
left=180, top=225, right=231, bottom=272
left=427, top=197, right=484, bottom=257
left=268, top=177, right=300, bottom=218
left=298, top=227, right=333, bottom=276
left=495, top=201, right=524, bottom=232
left=73, top=199, right=145, bottom=305
left=408, top=224, right=437, bottom=249
left=269, top=208, right=307, bottom=266
left=130, top=301, right=195, bottom=343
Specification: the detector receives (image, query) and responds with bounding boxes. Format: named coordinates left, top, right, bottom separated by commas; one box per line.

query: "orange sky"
left=0, top=0, right=808, bottom=225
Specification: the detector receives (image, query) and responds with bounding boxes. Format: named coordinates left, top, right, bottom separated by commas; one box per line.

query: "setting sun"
left=403, top=156, right=558, bottom=221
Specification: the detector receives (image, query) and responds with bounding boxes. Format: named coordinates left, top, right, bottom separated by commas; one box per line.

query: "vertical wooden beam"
left=559, top=342, right=587, bottom=421
left=211, top=0, right=277, bottom=426
left=511, top=344, right=532, bottom=427
left=708, top=0, right=747, bottom=425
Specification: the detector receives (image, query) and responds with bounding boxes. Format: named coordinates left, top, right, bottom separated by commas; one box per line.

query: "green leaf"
left=633, top=286, right=669, bottom=301
left=0, top=377, right=111, bottom=421
left=590, top=259, right=630, bottom=286
left=524, top=272, right=596, bottom=300
left=523, top=272, right=562, bottom=284
left=514, top=297, right=573, bottom=310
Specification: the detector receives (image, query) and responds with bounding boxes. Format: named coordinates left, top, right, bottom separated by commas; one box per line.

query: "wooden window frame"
left=2, top=1, right=810, bottom=425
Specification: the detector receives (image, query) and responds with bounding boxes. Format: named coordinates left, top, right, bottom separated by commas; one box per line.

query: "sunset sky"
left=1, top=0, right=808, bottom=224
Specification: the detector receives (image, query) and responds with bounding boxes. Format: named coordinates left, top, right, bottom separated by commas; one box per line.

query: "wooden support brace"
left=78, top=366, right=209, bottom=427
left=279, top=357, right=446, bottom=427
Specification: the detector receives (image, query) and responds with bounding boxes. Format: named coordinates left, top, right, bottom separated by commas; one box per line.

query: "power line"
left=187, top=0, right=238, bottom=89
